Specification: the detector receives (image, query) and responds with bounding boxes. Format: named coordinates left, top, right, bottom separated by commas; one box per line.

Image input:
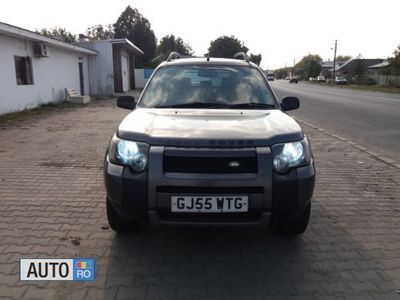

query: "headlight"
left=108, top=136, right=149, bottom=172
left=272, top=138, right=312, bottom=174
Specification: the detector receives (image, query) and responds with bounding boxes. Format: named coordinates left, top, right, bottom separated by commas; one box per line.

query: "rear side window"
left=139, top=65, right=275, bottom=108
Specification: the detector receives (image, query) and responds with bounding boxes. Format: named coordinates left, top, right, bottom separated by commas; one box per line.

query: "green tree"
left=38, top=27, right=76, bottom=43
left=152, top=34, right=193, bottom=67
left=274, top=67, right=290, bottom=79
left=114, top=6, right=157, bottom=67
left=249, top=53, right=262, bottom=66
left=388, top=45, right=400, bottom=75
left=294, top=54, right=322, bottom=79
left=86, top=24, right=114, bottom=40
left=336, top=55, right=352, bottom=61
left=157, top=35, right=193, bottom=56
left=207, top=36, right=248, bottom=58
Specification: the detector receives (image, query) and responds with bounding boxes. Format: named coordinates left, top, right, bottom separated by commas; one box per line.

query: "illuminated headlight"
left=108, top=136, right=149, bottom=172
left=272, top=138, right=312, bottom=174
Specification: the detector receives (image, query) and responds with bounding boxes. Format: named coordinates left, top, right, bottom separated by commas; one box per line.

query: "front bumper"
left=104, top=146, right=315, bottom=226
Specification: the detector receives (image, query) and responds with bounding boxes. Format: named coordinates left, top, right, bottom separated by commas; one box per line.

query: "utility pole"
left=332, top=40, right=338, bottom=80
left=292, top=58, right=296, bottom=78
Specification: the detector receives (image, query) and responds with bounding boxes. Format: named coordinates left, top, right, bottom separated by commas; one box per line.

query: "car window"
left=138, top=65, right=276, bottom=108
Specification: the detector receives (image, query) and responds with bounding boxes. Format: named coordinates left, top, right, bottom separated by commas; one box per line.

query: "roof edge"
left=110, top=38, right=144, bottom=55
left=0, top=22, right=97, bottom=55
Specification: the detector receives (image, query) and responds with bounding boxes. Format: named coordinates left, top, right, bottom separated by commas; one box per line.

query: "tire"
left=106, top=198, right=138, bottom=233
left=280, top=204, right=311, bottom=235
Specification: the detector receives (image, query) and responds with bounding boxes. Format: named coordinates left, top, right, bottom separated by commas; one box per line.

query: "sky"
left=1, top=0, right=399, bottom=70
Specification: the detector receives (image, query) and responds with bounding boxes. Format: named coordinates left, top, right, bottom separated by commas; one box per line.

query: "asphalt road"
left=270, top=80, right=400, bottom=163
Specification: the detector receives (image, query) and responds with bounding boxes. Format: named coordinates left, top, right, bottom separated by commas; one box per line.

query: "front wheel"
left=278, top=204, right=311, bottom=235
left=106, top=198, right=138, bottom=233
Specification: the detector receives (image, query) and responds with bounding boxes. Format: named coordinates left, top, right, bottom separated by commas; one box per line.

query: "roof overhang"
left=369, top=61, right=390, bottom=69
left=110, top=38, right=144, bottom=55
left=335, top=60, right=352, bottom=72
left=0, top=22, right=97, bottom=55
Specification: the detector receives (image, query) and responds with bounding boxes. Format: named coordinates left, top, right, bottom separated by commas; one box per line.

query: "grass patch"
left=0, top=101, right=83, bottom=125
left=342, top=84, right=400, bottom=94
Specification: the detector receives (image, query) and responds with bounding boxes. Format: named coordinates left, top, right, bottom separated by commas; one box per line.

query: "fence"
left=369, top=74, right=400, bottom=86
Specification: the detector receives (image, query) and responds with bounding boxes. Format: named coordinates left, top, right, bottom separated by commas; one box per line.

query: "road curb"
left=294, top=117, right=400, bottom=170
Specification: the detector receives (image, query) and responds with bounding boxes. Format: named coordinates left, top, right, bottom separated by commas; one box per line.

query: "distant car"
left=267, top=75, right=275, bottom=81
left=335, top=76, right=347, bottom=85
left=289, top=77, right=298, bottom=84
left=309, top=77, right=316, bottom=82
left=317, top=76, right=326, bottom=83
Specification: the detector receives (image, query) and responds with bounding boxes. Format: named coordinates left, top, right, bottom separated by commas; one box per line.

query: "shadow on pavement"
left=102, top=203, right=391, bottom=299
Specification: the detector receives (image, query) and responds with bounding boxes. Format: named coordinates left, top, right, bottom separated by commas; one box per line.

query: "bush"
left=386, top=79, right=400, bottom=88
left=352, top=76, right=377, bottom=85
left=365, top=77, right=377, bottom=85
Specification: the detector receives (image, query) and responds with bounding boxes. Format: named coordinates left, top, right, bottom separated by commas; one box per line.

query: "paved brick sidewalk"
left=0, top=96, right=400, bottom=299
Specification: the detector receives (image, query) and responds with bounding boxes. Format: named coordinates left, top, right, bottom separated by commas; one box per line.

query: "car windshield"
left=138, top=65, right=277, bottom=109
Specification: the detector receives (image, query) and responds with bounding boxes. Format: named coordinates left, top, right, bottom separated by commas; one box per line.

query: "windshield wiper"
left=226, top=103, right=277, bottom=109
left=154, top=102, right=227, bottom=108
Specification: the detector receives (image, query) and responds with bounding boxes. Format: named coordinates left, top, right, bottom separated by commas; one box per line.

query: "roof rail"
left=233, top=52, right=250, bottom=63
left=167, top=52, right=181, bottom=62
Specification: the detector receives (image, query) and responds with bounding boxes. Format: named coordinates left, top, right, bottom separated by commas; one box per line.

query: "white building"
left=0, top=22, right=97, bottom=115
left=0, top=22, right=144, bottom=115
left=76, top=39, right=143, bottom=98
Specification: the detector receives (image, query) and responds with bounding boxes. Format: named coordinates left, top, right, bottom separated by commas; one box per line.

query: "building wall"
left=78, top=41, right=114, bottom=98
left=0, top=35, right=90, bottom=115
left=134, top=68, right=154, bottom=88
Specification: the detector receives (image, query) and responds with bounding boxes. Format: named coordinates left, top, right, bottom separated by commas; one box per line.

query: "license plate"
left=171, top=195, right=249, bottom=213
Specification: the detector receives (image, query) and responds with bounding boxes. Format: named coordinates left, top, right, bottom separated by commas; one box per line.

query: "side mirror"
left=280, top=96, right=300, bottom=111
left=117, top=96, right=136, bottom=110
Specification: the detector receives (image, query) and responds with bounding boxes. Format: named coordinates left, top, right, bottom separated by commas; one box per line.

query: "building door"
left=121, top=55, right=130, bottom=92
left=78, top=62, right=84, bottom=95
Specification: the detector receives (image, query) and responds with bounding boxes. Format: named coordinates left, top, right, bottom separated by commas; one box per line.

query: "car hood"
left=117, top=108, right=303, bottom=147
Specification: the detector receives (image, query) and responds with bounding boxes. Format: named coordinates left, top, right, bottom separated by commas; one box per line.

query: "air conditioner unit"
left=33, top=43, right=49, bottom=58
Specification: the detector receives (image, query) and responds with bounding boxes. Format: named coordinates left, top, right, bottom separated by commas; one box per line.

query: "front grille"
left=163, top=150, right=258, bottom=174
left=156, top=186, right=264, bottom=194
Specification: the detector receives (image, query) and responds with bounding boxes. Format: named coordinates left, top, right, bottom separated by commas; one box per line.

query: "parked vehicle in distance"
left=289, top=77, right=298, bottom=84
left=309, top=77, right=316, bottom=82
left=104, top=52, right=315, bottom=235
left=335, top=76, right=347, bottom=85
left=317, top=76, right=326, bottom=83
left=267, top=75, right=275, bottom=81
